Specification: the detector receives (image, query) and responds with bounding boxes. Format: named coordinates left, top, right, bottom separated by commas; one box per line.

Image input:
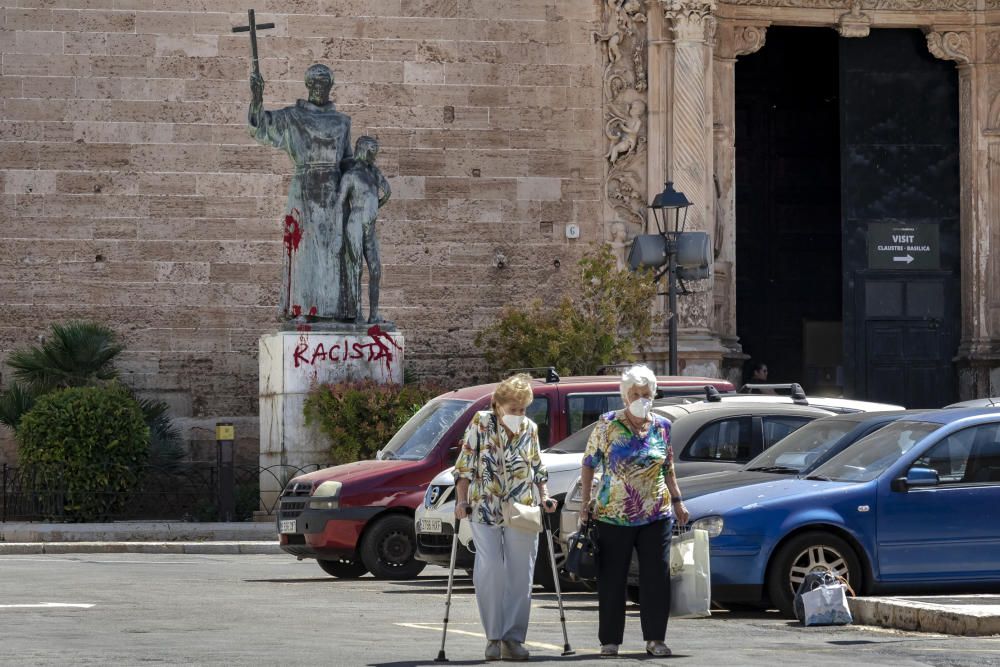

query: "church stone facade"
left=1, top=1, right=999, bottom=459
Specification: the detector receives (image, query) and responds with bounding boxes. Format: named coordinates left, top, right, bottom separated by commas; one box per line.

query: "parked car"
left=682, top=407, right=1000, bottom=616
left=418, top=398, right=835, bottom=590
left=562, top=409, right=924, bottom=527
left=555, top=395, right=903, bottom=542
left=277, top=372, right=733, bottom=579
left=560, top=409, right=929, bottom=597
left=945, top=397, right=1000, bottom=408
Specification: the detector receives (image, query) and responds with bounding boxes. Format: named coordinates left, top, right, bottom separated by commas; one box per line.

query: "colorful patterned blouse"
left=453, top=410, right=549, bottom=526
left=581, top=410, right=674, bottom=526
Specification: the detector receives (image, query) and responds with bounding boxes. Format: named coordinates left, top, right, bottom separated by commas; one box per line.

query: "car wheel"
left=317, top=557, right=368, bottom=578
left=360, top=514, right=427, bottom=580
left=766, top=531, right=862, bottom=618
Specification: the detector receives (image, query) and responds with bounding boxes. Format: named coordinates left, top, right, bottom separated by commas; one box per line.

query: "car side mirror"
left=891, top=467, right=940, bottom=492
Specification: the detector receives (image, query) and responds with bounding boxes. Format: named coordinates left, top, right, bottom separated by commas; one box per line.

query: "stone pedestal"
left=258, top=328, right=404, bottom=513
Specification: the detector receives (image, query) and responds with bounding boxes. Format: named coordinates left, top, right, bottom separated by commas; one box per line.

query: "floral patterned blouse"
left=453, top=411, right=549, bottom=526
left=581, top=410, right=674, bottom=526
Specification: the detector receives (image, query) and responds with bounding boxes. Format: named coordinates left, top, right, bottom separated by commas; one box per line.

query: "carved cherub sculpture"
left=606, top=99, right=645, bottom=166
left=609, top=221, right=632, bottom=271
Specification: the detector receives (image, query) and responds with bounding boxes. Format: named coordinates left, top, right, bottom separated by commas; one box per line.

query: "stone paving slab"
left=851, top=595, right=1000, bottom=636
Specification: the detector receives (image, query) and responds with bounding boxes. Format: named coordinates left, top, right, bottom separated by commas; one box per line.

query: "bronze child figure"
left=336, top=136, right=392, bottom=324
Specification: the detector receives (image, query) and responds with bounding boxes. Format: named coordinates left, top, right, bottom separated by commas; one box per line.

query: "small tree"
left=17, top=384, right=150, bottom=521
left=475, top=244, right=660, bottom=376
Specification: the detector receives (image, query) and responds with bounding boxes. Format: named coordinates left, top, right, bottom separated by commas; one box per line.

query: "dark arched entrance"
left=735, top=27, right=960, bottom=407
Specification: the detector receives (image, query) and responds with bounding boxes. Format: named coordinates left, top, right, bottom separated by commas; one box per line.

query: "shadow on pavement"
left=368, top=654, right=692, bottom=666
left=242, top=577, right=357, bottom=583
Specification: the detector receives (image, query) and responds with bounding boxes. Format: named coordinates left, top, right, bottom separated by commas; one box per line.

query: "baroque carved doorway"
left=733, top=26, right=961, bottom=404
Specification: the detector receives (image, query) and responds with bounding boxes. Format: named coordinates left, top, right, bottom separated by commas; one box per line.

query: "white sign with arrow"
left=868, top=223, right=940, bottom=270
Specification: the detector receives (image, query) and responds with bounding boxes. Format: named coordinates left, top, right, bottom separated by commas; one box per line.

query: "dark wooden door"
left=735, top=28, right=842, bottom=390
left=840, top=29, right=961, bottom=408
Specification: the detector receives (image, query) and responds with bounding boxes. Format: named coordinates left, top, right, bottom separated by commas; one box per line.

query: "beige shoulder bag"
left=497, top=430, right=542, bottom=534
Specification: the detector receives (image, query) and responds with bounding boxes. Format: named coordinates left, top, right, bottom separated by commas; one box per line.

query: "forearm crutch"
left=543, top=510, right=575, bottom=656
left=435, top=516, right=461, bottom=662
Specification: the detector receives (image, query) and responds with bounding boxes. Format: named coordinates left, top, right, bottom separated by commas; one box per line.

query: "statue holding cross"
left=234, top=10, right=382, bottom=326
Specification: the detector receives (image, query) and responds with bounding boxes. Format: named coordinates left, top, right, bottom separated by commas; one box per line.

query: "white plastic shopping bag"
left=669, top=528, right=711, bottom=618
left=801, top=583, right=852, bottom=626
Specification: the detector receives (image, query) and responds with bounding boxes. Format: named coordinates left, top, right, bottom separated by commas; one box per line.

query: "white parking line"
left=0, top=603, right=95, bottom=609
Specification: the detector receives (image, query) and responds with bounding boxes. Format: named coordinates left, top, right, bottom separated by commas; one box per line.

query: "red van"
left=276, top=372, right=734, bottom=579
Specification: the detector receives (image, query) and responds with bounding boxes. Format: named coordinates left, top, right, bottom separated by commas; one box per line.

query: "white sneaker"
left=501, top=640, right=529, bottom=661
left=600, top=643, right=619, bottom=657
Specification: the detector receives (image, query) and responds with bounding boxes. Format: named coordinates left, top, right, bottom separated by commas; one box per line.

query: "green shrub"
left=304, top=380, right=444, bottom=464
left=0, top=321, right=182, bottom=466
left=17, top=384, right=150, bottom=521
left=475, top=244, right=661, bottom=376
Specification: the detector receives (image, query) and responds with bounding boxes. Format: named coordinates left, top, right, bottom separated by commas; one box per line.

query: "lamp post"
left=648, top=182, right=692, bottom=375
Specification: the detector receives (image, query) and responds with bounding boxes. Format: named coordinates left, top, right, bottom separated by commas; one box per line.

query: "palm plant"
left=0, top=321, right=182, bottom=465
left=7, top=321, right=124, bottom=393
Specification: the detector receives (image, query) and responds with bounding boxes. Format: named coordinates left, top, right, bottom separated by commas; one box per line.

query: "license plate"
left=280, top=519, right=297, bottom=534
left=418, top=518, right=442, bottom=534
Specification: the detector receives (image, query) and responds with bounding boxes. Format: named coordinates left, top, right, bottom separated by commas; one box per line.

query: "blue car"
left=685, top=407, right=1000, bottom=616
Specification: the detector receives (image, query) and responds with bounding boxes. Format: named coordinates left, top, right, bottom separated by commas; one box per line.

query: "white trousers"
left=468, top=521, right=539, bottom=643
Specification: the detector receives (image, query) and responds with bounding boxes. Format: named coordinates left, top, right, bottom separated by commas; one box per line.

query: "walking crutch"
left=543, top=506, right=575, bottom=656
left=435, top=516, right=461, bottom=662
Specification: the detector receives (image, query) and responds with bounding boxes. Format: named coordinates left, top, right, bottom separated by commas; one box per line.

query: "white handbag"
left=801, top=582, right=853, bottom=626
left=504, top=501, right=542, bottom=534
left=669, top=528, right=712, bottom=618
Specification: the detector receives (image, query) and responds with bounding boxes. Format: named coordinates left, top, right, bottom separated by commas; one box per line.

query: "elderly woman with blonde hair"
left=453, top=373, right=557, bottom=662
left=579, top=364, right=688, bottom=658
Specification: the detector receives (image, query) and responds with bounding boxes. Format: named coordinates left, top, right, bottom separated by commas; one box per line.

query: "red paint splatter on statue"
left=308, top=306, right=317, bottom=317
left=291, top=305, right=302, bottom=317
left=367, top=324, right=401, bottom=380
left=283, top=208, right=302, bottom=316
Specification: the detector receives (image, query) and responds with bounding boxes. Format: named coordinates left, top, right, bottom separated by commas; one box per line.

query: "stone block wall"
left=0, top=1, right=605, bottom=462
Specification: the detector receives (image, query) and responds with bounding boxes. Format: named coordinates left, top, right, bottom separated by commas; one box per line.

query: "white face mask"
left=628, top=398, right=652, bottom=420
left=501, top=414, right=525, bottom=433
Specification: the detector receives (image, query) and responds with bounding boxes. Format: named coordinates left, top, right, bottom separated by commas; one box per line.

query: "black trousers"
left=594, top=518, right=673, bottom=645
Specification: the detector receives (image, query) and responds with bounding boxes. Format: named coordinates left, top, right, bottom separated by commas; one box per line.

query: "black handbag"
left=563, top=517, right=599, bottom=581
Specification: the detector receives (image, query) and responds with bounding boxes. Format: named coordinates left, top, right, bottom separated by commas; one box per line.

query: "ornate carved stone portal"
left=597, top=0, right=1000, bottom=396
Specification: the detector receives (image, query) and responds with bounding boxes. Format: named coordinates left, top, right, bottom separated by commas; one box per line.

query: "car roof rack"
left=596, top=363, right=635, bottom=375
left=738, top=383, right=801, bottom=396
left=502, top=367, right=560, bottom=383
left=789, top=383, right=808, bottom=404
left=729, top=382, right=810, bottom=404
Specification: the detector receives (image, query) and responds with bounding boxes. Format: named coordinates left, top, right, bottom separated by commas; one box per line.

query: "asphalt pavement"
left=2, top=554, right=999, bottom=666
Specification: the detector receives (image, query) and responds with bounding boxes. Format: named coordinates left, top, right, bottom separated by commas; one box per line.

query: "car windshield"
left=808, top=420, right=940, bottom=482
left=379, top=399, right=472, bottom=461
left=547, top=421, right=597, bottom=454
left=744, top=418, right=859, bottom=473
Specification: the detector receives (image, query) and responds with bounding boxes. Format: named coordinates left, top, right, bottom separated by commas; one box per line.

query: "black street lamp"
left=648, top=182, right=692, bottom=375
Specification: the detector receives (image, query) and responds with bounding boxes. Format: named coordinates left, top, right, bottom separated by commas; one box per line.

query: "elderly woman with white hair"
left=578, top=364, right=689, bottom=658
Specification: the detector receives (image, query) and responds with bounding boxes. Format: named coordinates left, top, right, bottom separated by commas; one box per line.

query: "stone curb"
left=0, top=522, right=276, bottom=543
left=850, top=596, right=1000, bottom=636
left=0, top=541, right=282, bottom=556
